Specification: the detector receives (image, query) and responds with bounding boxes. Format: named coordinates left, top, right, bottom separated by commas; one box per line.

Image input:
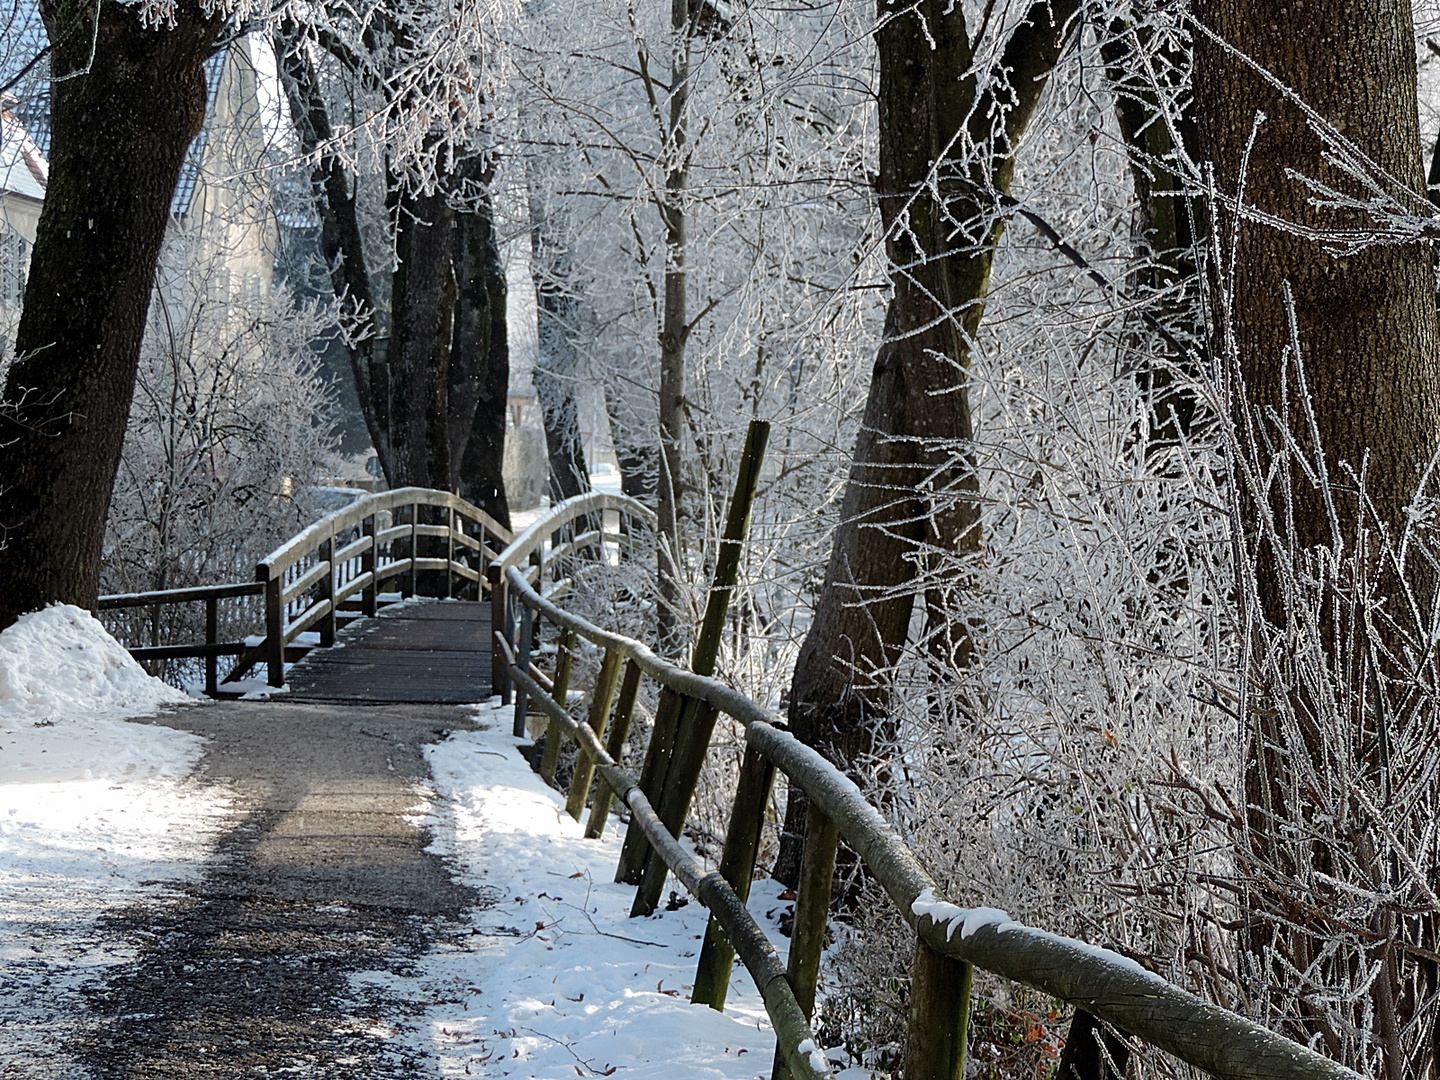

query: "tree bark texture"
left=1193, top=0, right=1440, bottom=564
left=0, top=0, right=222, bottom=629
left=1192, top=4, right=1440, bottom=1073
left=776, top=0, right=1078, bottom=883
left=450, top=178, right=511, bottom=528
left=272, top=30, right=508, bottom=521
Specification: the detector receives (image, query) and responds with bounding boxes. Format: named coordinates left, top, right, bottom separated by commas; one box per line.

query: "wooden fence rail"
left=494, top=492, right=1362, bottom=1080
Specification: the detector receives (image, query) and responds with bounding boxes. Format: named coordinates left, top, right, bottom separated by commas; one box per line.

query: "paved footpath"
left=69, top=698, right=482, bottom=1079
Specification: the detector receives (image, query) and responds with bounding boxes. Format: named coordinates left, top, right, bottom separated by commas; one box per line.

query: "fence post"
left=408, top=503, right=419, bottom=597
left=585, top=659, right=642, bottom=838
left=446, top=505, right=456, bottom=599
left=488, top=563, right=509, bottom=703
left=618, top=419, right=769, bottom=895
left=263, top=572, right=284, bottom=687
left=318, top=527, right=336, bottom=648
left=615, top=687, right=683, bottom=883
left=362, top=514, right=377, bottom=617
left=905, top=940, right=972, bottom=1080
left=771, top=803, right=837, bottom=1080
left=205, top=595, right=219, bottom=697
left=540, top=629, right=575, bottom=783
left=512, top=602, right=535, bottom=738
left=565, top=646, right=623, bottom=820
left=692, top=738, right=777, bottom=1008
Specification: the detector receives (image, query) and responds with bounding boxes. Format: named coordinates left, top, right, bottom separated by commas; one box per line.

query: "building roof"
left=0, top=106, right=47, bottom=203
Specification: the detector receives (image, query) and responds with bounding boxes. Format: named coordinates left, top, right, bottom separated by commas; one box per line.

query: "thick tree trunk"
left=1192, top=3, right=1440, bottom=1072
left=1193, top=0, right=1440, bottom=562
left=527, top=167, right=592, bottom=503
left=450, top=177, right=511, bottom=529
left=775, top=0, right=1078, bottom=884
left=389, top=184, right=458, bottom=490
left=0, top=0, right=222, bottom=629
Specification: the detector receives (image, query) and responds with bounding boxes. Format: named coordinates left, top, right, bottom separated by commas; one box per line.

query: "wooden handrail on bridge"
left=486, top=489, right=657, bottom=714
left=254, top=487, right=512, bottom=687
left=496, top=493, right=1362, bottom=1080
left=100, top=487, right=514, bottom=693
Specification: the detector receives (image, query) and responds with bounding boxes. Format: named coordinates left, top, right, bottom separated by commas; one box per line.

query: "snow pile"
left=0, top=603, right=189, bottom=721
left=357, top=709, right=873, bottom=1078
left=0, top=604, right=197, bottom=784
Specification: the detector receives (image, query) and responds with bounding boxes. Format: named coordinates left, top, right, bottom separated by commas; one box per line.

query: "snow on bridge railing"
left=494, top=489, right=1363, bottom=1080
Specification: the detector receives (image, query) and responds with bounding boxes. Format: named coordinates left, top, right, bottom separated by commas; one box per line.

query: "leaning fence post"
left=692, top=738, right=778, bottom=1008
left=565, top=647, right=623, bottom=820
left=512, top=602, right=535, bottom=738
left=618, top=419, right=769, bottom=897
left=585, top=659, right=643, bottom=838
left=904, top=939, right=972, bottom=1080
left=540, top=629, right=576, bottom=784
left=771, top=803, right=837, bottom=1080
left=615, top=687, right=683, bottom=883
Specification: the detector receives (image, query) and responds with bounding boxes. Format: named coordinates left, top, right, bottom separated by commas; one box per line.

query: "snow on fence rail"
left=493, top=491, right=1363, bottom=1080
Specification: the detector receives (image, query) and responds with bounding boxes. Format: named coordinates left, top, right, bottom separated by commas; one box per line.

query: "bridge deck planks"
left=283, top=600, right=493, bottom=704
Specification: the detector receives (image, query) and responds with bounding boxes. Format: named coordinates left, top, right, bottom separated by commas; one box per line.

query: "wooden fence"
left=492, top=491, right=1363, bottom=1080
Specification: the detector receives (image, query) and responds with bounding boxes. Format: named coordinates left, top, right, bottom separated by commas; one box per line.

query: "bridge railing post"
left=263, top=573, right=284, bottom=687
left=361, top=514, right=377, bottom=617
left=318, top=527, right=336, bottom=648
left=407, top=503, right=419, bottom=598
left=446, top=505, right=456, bottom=599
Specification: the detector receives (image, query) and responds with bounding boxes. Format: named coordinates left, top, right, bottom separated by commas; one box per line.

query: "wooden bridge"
left=96, top=482, right=1361, bottom=1080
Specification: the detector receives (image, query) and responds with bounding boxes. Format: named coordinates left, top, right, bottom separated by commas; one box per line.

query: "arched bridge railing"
left=99, top=487, right=516, bottom=692
left=485, top=489, right=657, bottom=702
left=495, top=495, right=1360, bottom=1080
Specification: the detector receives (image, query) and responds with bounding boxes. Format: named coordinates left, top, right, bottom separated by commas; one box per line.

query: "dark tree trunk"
left=775, top=0, right=1078, bottom=884
left=527, top=163, right=591, bottom=504
left=272, top=29, right=509, bottom=515
left=389, top=183, right=458, bottom=490
left=450, top=176, right=511, bottom=529
left=1193, top=0, right=1440, bottom=559
left=0, top=0, right=222, bottom=629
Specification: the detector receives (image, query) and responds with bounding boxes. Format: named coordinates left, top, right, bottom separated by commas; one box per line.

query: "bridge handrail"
left=251, top=486, right=513, bottom=687
left=501, top=561, right=1360, bottom=1080
left=256, top=486, right=510, bottom=581
left=485, top=490, right=656, bottom=695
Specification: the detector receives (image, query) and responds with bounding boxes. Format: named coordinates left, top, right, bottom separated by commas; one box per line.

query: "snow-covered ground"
left=363, top=706, right=854, bottom=1079
left=0, top=605, right=229, bottom=1075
